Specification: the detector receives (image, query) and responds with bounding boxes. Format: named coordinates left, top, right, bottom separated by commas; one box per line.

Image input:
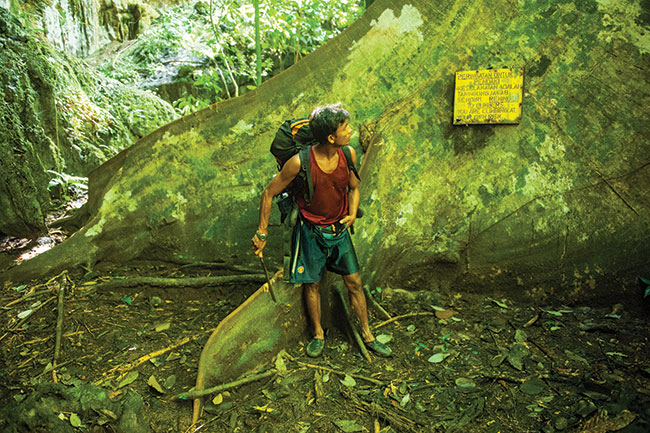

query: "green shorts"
left=289, top=217, right=360, bottom=284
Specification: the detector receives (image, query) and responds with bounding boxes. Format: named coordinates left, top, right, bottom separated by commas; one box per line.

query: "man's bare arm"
left=253, top=154, right=301, bottom=257
left=341, top=146, right=360, bottom=228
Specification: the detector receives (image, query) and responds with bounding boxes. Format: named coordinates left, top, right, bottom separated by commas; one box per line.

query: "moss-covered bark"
left=352, top=0, right=650, bottom=303
left=0, top=8, right=177, bottom=236
left=3, top=0, right=649, bottom=304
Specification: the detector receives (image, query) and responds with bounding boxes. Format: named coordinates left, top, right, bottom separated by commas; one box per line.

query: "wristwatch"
left=255, top=231, right=267, bottom=241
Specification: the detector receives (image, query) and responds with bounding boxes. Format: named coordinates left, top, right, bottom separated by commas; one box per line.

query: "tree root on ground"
left=178, top=261, right=258, bottom=274
left=6, top=288, right=55, bottom=308
left=93, top=274, right=266, bottom=290
left=334, top=284, right=372, bottom=362
left=363, top=286, right=392, bottom=320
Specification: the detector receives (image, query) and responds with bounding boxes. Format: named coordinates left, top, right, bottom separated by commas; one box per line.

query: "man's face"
left=329, top=120, right=352, bottom=147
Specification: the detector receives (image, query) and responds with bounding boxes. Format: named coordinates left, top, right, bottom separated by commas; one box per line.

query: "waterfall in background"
left=41, top=0, right=110, bottom=58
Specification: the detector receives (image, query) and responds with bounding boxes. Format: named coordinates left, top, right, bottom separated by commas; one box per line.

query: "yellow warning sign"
left=453, top=68, right=524, bottom=125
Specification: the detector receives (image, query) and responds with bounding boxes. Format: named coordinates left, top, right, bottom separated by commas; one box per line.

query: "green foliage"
left=3, top=2, right=44, bottom=35
left=173, top=93, right=210, bottom=116
left=56, top=89, right=115, bottom=145
left=261, top=0, right=361, bottom=61
left=47, top=170, right=88, bottom=202
left=412, top=339, right=427, bottom=354
left=100, top=0, right=364, bottom=115
left=173, top=69, right=226, bottom=115
left=440, top=333, right=451, bottom=351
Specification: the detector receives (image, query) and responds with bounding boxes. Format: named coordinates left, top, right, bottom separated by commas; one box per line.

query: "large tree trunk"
left=3, top=0, right=649, bottom=304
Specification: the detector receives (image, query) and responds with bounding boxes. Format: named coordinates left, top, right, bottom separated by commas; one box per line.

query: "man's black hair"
left=309, top=103, right=350, bottom=144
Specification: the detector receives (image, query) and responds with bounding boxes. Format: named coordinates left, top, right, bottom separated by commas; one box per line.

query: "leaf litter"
left=1, top=264, right=649, bottom=432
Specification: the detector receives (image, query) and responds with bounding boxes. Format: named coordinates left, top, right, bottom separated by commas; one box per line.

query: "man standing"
left=252, top=104, right=391, bottom=358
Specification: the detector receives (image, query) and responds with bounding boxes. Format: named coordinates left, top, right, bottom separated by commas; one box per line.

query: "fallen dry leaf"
left=580, top=409, right=636, bottom=433
left=435, top=309, right=454, bottom=319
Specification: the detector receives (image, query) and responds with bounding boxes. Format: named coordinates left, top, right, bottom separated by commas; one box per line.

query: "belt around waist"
left=313, top=222, right=348, bottom=235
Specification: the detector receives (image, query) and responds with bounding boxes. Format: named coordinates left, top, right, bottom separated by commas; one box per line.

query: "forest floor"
left=1, top=233, right=650, bottom=433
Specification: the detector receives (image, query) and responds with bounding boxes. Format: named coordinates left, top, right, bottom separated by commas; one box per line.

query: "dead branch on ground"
left=0, top=296, right=58, bottom=342
left=94, top=327, right=215, bottom=385
left=372, top=312, right=436, bottom=330
left=6, top=288, right=53, bottom=307
left=295, top=360, right=385, bottom=386
left=19, top=329, right=96, bottom=346
left=341, top=388, right=426, bottom=433
left=53, top=272, right=67, bottom=382
left=4, top=270, right=68, bottom=308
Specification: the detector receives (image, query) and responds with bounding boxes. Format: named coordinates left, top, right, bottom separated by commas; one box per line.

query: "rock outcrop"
left=1, top=0, right=163, bottom=58
left=0, top=8, right=177, bottom=236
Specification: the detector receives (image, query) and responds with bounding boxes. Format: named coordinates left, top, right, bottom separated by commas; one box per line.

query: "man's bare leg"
left=304, top=282, right=324, bottom=339
left=342, top=272, right=374, bottom=342
left=343, top=272, right=392, bottom=357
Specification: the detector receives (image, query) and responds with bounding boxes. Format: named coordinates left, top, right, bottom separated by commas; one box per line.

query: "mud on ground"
left=1, top=255, right=650, bottom=433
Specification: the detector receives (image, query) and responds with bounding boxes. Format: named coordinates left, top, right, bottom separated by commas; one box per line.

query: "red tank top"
left=296, top=148, right=349, bottom=226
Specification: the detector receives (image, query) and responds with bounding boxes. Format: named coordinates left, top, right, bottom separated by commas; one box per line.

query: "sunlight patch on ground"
left=1, top=195, right=87, bottom=266
left=16, top=238, right=57, bottom=263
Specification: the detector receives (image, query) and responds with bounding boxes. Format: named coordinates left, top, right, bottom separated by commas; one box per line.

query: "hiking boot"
left=366, top=339, right=392, bottom=357
left=306, top=338, right=324, bottom=357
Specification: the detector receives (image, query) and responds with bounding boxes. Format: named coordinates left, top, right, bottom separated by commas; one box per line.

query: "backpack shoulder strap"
left=298, top=145, right=313, bottom=205
left=341, top=146, right=361, bottom=181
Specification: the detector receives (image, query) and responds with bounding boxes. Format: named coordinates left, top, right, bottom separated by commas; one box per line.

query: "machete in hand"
left=259, top=256, right=277, bottom=302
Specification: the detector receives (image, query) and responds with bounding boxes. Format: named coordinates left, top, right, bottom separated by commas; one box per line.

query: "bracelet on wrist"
left=255, top=231, right=267, bottom=241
